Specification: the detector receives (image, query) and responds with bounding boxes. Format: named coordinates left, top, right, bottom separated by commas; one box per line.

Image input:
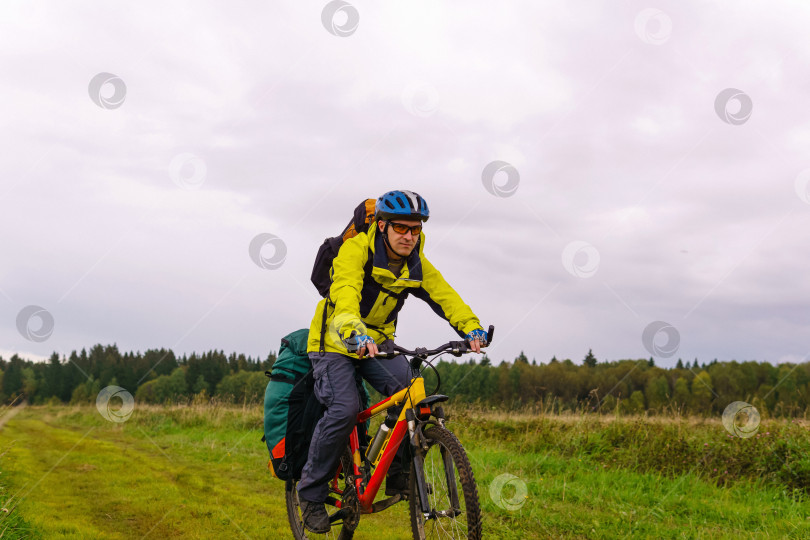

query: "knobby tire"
left=409, top=426, right=482, bottom=539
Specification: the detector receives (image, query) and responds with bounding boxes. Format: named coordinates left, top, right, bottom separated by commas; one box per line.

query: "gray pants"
left=297, top=351, right=414, bottom=503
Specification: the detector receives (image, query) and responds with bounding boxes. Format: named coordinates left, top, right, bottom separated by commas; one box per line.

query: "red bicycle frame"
left=331, top=376, right=430, bottom=513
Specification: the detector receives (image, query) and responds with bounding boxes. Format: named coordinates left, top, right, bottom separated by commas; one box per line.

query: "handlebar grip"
left=372, top=340, right=398, bottom=359
left=379, top=340, right=397, bottom=355
left=486, top=325, right=495, bottom=344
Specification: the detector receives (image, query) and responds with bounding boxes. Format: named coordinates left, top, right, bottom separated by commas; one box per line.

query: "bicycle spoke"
left=414, top=429, right=473, bottom=539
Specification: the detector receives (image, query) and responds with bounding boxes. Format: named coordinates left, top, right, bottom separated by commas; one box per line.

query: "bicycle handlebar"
left=376, top=325, right=494, bottom=368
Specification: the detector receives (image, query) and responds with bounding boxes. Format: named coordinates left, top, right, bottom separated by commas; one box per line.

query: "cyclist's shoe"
left=300, top=499, right=331, bottom=534
left=385, top=472, right=410, bottom=498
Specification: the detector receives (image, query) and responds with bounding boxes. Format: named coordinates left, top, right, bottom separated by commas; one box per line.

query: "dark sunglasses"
left=387, top=221, right=423, bottom=236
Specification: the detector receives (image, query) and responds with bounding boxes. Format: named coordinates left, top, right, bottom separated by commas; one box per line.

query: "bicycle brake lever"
left=449, top=341, right=467, bottom=357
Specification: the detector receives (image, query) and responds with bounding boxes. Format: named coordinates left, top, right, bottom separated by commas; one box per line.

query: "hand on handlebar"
left=343, top=331, right=377, bottom=358
left=465, top=328, right=488, bottom=353
left=358, top=340, right=378, bottom=359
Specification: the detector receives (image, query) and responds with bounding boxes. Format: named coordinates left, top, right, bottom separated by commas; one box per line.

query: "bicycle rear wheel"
left=286, top=450, right=358, bottom=540
left=409, top=426, right=482, bottom=539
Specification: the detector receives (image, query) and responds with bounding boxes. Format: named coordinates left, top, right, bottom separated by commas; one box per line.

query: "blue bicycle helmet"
left=375, top=190, right=430, bottom=222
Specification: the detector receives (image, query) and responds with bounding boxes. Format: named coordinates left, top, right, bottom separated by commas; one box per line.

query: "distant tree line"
left=0, top=345, right=275, bottom=406
left=429, top=349, right=810, bottom=416
left=2, top=346, right=809, bottom=416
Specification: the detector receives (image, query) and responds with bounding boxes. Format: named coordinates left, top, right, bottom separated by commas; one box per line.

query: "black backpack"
left=311, top=199, right=377, bottom=297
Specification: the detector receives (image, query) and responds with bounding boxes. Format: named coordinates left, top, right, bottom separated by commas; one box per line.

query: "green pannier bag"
left=263, top=328, right=371, bottom=481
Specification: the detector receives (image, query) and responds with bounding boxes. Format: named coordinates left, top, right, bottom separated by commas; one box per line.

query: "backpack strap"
left=318, top=245, right=407, bottom=353
left=318, top=293, right=334, bottom=355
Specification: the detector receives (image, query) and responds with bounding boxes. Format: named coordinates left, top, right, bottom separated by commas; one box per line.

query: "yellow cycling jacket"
left=307, top=224, right=482, bottom=356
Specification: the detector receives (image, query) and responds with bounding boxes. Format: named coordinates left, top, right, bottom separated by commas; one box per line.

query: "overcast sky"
left=2, top=1, right=810, bottom=369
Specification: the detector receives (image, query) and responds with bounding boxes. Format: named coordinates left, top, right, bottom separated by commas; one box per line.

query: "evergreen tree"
left=583, top=349, right=597, bottom=368
left=263, top=351, right=277, bottom=371
left=42, top=353, right=62, bottom=399
left=1, top=355, right=24, bottom=399
left=675, top=359, right=684, bottom=369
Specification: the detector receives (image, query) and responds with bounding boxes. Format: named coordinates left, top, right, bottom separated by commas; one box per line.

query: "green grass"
left=0, top=448, right=39, bottom=540
left=0, top=404, right=808, bottom=538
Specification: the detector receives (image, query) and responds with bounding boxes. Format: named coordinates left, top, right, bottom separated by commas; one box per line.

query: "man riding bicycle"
left=298, top=189, right=488, bottom=533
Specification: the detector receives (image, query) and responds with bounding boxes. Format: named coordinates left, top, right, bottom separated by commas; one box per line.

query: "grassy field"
left=0, top=403, right=809, bottom=539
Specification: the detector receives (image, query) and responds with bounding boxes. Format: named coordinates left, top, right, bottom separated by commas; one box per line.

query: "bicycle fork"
left=407, top=410, right=462, bottom=518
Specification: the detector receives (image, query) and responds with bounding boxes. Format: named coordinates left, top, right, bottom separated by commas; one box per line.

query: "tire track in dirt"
left=0, top=402, right=27, bottom=431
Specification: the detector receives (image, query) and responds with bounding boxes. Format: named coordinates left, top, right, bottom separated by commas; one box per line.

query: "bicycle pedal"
left=328, top=508, right=348, bottom=523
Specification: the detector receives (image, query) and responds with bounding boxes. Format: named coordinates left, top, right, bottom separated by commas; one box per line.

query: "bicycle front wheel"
left=409, top=426, right=482, bottom=539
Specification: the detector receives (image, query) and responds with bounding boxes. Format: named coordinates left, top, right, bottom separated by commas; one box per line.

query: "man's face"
left=379, top=218, right=422, bottom=257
